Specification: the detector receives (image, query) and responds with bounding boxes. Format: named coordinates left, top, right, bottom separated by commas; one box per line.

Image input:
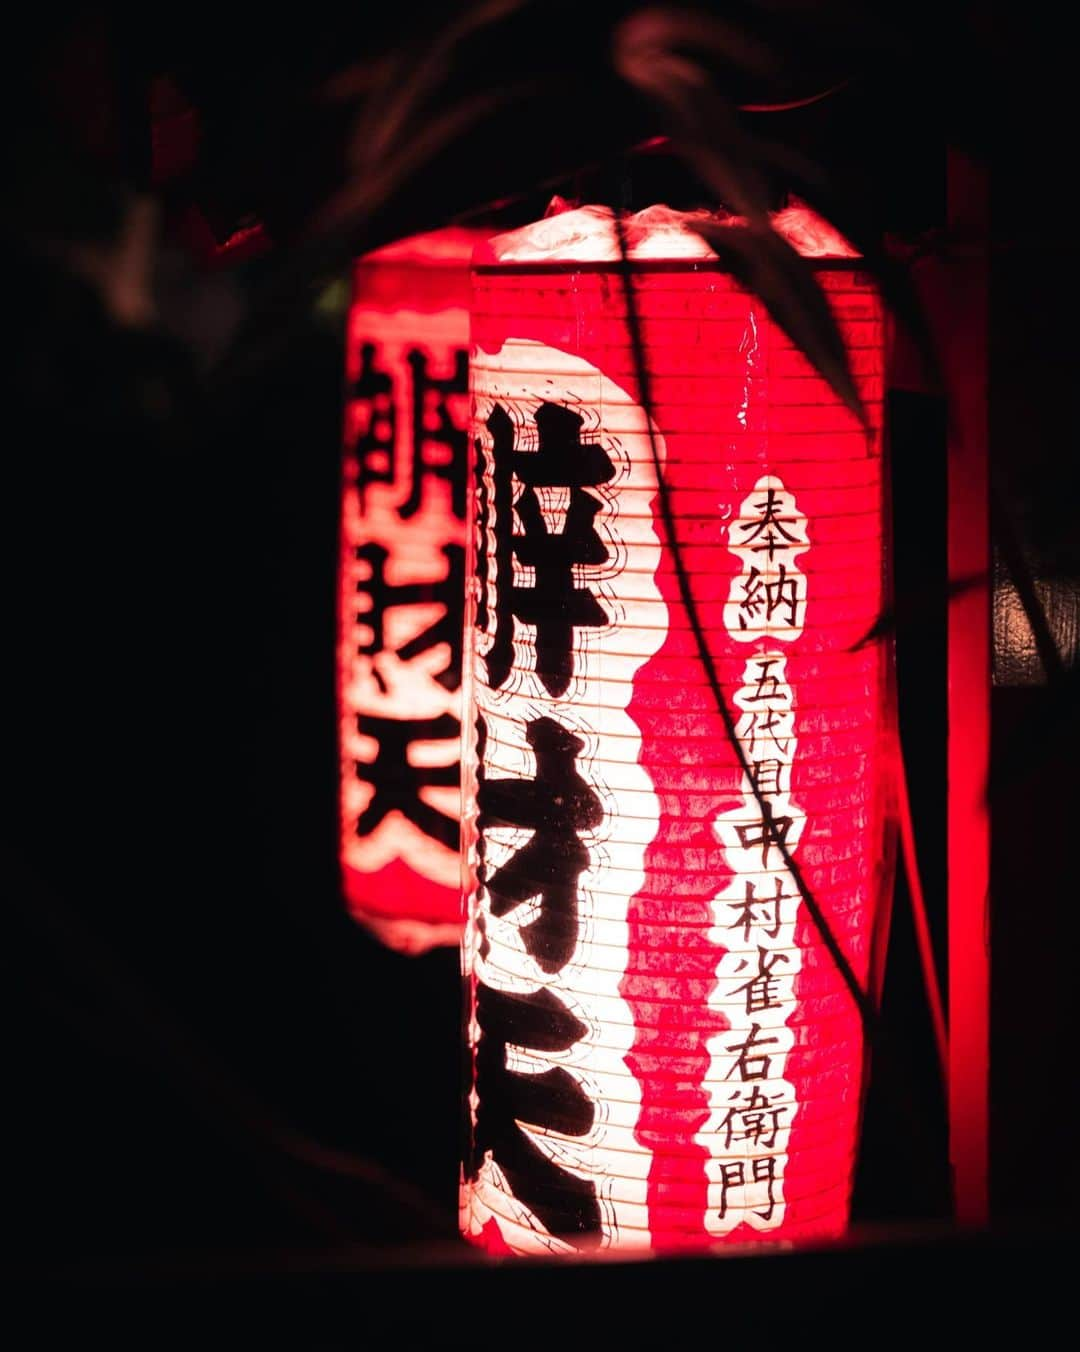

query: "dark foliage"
left=4, top=1, right=1076, bottom=1279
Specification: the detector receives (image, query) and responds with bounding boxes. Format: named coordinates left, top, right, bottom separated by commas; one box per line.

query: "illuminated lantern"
left=461, top=205, right=888, bottom=1252
left=339, top=229, right=487, bottom=953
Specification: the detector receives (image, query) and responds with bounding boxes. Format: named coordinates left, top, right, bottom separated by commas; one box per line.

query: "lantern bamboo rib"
left=613, top=213, right=878, bottom=1043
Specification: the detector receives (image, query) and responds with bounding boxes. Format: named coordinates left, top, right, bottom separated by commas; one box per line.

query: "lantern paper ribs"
left=339, top=229, right=487, bottom=953
left=461, top=207, right=888, bottom=1252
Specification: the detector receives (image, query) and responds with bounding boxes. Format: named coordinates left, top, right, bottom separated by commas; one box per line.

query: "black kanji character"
left=734, top=807, right=796, bottom=869
left=747, top=758, right=786, bottom=798
left=471, top=982, right=601, bottom=1243
left=353, top=711, right=459, bottom=849
left=482, top=402, right=614, bottom=696
left=739, top=707, right=793, bottom=758
left=399, top=347, right=468, bottom=520
left=355, top=542, right=464, bottom=691
left=731, top=946, right=791, bottom=1015
left=731, top=805, right=796, bottom=869
left=741, top=656, right=790, bottom=706
left=717, top=1156, right=780, bottom=1222
left=725, top=877, right=794, bottom=943
left=478, top=716, right=603, bottom=974
left=737, top=485, right=803, bottom=561
left=724, top=1022, right=779, bottom=1082
left=349, top=343, right=396, bottom=504
left=717, top=1087, right=788, bottom=1150
left=737, top=564, right=802, bottom=632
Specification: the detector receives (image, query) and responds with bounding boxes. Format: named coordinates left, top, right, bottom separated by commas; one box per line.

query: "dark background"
left=4, top=4, right=1075, bottom=1329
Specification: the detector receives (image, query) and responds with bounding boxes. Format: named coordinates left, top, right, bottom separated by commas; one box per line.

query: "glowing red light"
left=338, top=229, right=487, bottom=953
left=460, top=206, right=888, bottom=1251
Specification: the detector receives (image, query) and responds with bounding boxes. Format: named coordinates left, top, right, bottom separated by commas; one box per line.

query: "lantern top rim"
left=474, top=202, right=859, bottom=269
left=470, top=256, right=870, bottom=277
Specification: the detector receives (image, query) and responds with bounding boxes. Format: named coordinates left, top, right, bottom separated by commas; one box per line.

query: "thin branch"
left=894, top=727, right=949, bottom=1086
left=740, top=78, right=853, bottom=113
left=612, top=213, right=878, bottom=1041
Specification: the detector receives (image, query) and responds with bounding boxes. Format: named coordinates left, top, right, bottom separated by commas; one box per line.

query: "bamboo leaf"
left=613, top=8, right=776, bottom=222
left=747, top=132, right=943, bottom=395
left=692, top=219, right=868, bottom=425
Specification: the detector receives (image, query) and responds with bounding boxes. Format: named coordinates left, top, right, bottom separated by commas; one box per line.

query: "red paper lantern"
left=339, top=229, right=486, bottom=953
left=460, top=205, right=889, bottom=1252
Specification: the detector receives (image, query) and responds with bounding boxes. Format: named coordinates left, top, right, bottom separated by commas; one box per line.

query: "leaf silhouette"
left=745, top=131, right=944, bottom=396
left=613, top=8, right=777, bottom=222
left=333, top=0, right=529, bottom=178
left=849, top=573, right=987, bottom=651
left=692, top=218, right=868, bottom=425
left=614, top=6, right=782, bottom=90
left=614, top=6, right=944, bottom=403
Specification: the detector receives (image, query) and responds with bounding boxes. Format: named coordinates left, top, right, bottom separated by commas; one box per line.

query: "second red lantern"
left=339, top=229, right=486, bottom=952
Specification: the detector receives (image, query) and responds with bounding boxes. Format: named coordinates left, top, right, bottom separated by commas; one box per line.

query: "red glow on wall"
left=460, top=206, right=889, bottom=1252
left=338, top=229, right=486, bottom=953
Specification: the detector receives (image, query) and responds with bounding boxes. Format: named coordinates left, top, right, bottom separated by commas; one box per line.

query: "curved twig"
left=612, top=213, right=878, bottom=1040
